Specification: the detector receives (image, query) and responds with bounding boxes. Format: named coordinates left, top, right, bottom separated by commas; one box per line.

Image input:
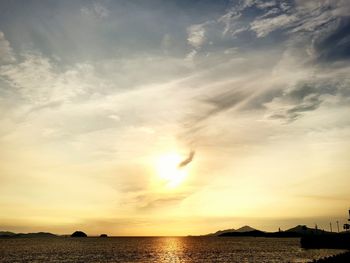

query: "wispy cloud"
left=81, top=1, right=109, bottom=19
left=251, top=14, right=297, bottom=37
left=138, top=194, right=189, bottom=210
left=178, top=150, right=195, bottom=168
left=0, top=32, right=15, bottom=64
left=187, top=23, right=207, bottom=49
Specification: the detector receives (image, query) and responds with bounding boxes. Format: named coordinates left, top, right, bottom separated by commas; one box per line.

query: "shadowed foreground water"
left=0, top=237, right=346, bottom=263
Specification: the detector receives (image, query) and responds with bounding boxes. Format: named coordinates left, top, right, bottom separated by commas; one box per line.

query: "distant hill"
left=220, top=229, right=266, bottom=237
left=0, top=231, right=57, bottom=238
left=235, top=226, right=257, bottom=233
left=206, top=228, right=236, bottom=236
left=206, top=226, right=258, bottom=236
left=17, top=232, right=57, bottom=238
left=0, top=231, right=15, bottom=237
left=285, top=225, right=330, bottom=235
left=71, top=231, right=87, bottom=237
left=209, top=224, right=333, bottom=238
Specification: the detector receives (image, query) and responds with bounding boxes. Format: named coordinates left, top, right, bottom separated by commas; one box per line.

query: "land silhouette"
left=0, top=231, right=57, bottom=238
left=1, top=224, right=347, bottom=240
left=205, top=225, right=350, bottom=250
left=205, top=225, right=332, bottom=237
left=71, top=231, right=88, bottom=237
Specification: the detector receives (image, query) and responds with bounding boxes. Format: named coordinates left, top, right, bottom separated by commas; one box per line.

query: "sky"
left=0, top=0, right=350, bottom=236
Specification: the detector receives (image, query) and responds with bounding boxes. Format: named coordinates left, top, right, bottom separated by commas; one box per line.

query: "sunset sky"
left=1, top=0, right=350, bottom=236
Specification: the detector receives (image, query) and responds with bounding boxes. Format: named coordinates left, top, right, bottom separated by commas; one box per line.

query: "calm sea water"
left=0, top=237, right=346, bottom=263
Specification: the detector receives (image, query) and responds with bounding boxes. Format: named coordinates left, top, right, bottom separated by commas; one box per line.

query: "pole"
left=330, top=222, right=332, bottom=232
left=336, top=221, right=339, bottom=233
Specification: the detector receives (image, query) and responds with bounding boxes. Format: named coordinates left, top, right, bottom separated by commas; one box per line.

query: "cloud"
left=250, top=14, right=297, bottom=37
left=0, top=52, right=102, bottom=105
left=139, top=194, right=189, bottom=210
left=312, top=18, right=350, bottom=62
left=202, top=89, right=251, bottom=119
left=81, top=1, right=109, bottom=19
left=178, top=0, right=350, bottom=127
left=217, top=9, right=242, bottom=36
left=214, top=0, right=292, bottom=38
left=211, top=0, right=350, bottom=59
left=178, top=150, right=195, bottom=168
left=264, top=77, right=349, bottom=122
left=28, top=100, right=63, bottom=113
left=0, top=32, right=15, bottom=64
left=187, top=23, right=207, bottom=49
left=161, top=33, right=172, bottom=53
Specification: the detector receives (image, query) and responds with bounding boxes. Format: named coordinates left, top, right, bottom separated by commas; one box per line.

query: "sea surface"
left=0, top=236, right=346, bottom=263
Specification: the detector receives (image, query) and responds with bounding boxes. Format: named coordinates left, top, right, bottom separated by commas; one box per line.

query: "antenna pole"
left=336, top=221, right=339, bottom=233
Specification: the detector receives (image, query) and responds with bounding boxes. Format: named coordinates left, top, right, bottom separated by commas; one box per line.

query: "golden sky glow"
left=1, top=0, right=350, bottom=236
left=155, top=152, right=190, bottom=188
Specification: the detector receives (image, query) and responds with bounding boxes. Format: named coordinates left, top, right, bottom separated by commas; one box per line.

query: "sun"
left=155, top=153, right=189, bottom=188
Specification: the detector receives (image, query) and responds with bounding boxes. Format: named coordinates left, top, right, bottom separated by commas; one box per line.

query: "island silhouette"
left=71, top=231, right=87, bottom=237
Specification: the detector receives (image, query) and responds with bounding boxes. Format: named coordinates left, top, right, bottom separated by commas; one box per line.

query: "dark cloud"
left=313, top=17, right=350, bottom=62
left=194, top=89, right=251, bottom=123
left=137, top=194, right=189, bottom=210
left=178, top=150, right=195, bottom=168
left=205, top=89, right=249, bottom=112
left=186, top=77, right=347, bottom=128
left=242, top=88, right=283, bottom=110
left=179, top=88, right=254, bottom=144
left=270, top=97, right=322, bottom=122
left=267, top=81, right=344, bottom=122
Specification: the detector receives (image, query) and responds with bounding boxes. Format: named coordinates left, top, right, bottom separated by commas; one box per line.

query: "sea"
left=0, top=236, right=346, bottom=262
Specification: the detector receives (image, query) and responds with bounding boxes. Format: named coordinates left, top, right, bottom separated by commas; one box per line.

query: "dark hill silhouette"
left=286, top=225, right=330, bottom=235
left=220, top=229, right=266, bottom=237
left=215, top=225, right=333, bottom=238
left=0, top=231, right=15, bottom=237
left=100, top=234, right=108, bottom=237
left=205, top=225, right=257, bottom=236
left=235, top=225, right=256, bottom=232
left=0, top=231, right=57, bottom=238
left=71, top=231, right=87, bottom=237
left=17, top=232, right=57, bottom=238
left=206, top=228, right=236, bottom=236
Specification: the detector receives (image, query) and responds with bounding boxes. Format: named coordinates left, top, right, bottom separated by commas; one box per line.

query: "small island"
left=70, top=231, right=87, bottom=237
left=100, top=234, right=108, bottom=237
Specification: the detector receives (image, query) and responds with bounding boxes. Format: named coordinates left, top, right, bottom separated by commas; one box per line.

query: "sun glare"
left=155, top=153, right=189, bottom=188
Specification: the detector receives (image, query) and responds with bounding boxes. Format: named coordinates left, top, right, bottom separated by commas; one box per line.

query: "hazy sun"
left=155, top=153, right=189, bottom=188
